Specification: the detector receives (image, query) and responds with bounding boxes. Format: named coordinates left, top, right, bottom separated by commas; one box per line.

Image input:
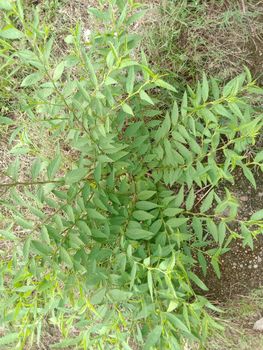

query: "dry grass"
left=141, top=0, right=263, bottom=84
left=207, top=289, right=263, bottom=350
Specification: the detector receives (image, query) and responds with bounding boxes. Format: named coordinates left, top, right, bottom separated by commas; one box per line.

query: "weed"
left=0, top=1, right=262, bottom=349
left=142, top=0, right=263, bottom=85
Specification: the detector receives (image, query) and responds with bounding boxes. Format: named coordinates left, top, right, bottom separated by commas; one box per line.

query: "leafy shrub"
left=0, top=0, right=263, bottom=349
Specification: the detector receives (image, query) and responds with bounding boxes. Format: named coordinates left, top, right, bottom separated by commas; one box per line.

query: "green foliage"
left=0, top=1, right=262, bottom=349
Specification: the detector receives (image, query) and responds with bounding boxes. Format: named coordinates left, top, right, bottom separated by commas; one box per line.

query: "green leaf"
left=197, top=251, right=207, bottom=276
left=53, top=61, right=65, bottom=81
left=0, top=116, right=14, bottom=125
left=200, top=190, right=214, bottom=213
left=105, top=76, right=118, bottom=85
left=206, top=219, right=218, bottom=242
left=108, top=289, right=132, bottom=302
left=0, top=333, right=19, bottom=346
left=126, top=228, right=155, bottom=240
left=122, top=103, right=134, bottom=115
left=165, top=313, right=191, bottom=334
left=136, top=201, right=158, bottom=211
left=218, top=221, right=226, bottom=246
left=223, top=76, right=239, bottom=97
left=211, top=256, right=221, bottom=278
left=174, top=185, right=184, bottom=207
left=0, top=0, right=13, bottom=10
left=117, top=3, right=128, bottom=26
left=83, top=53, right=98, bottom=87
left=132, top=210, right=154, bottom=221
left=155, top=79, right=177, bottom=92
left=47, top=155, right=61, bottom=179
left=213, top=104, right=231, bottom=119
left=185, top=188, right=195, bottom=211
left=147, top=270, right=153, bottom=301
left=23, top=237, right=31, bottom=260
left=193, top=217, right=203, bottom=241
left=15, top=285, right=35, bottom=293
left=87, top=208, right=106, bottom=220
left=138, top=190, right=156, bottom=200
left=143, top=325, right=162, bottom=350
left=126, top=66, right=135, bottom=94
left=31, top=158, right=42, bottom=180
left=211, top=78, right=220, bottom=99
left=77, top=220, right=91, bottom=235
left=255, top=150, right=263, bottom=163
left=7, top=158, right=19, bottom=180
left=0, top=229, right=17, bottom=240
left=228, top=102, right=243, bottom=119
left=59, top=247, right=73, bottom=268
left=41, top=226, right=50, bottom=244
left=94, top=162, right=102, bottom=183
left=21, top=72, right=44, bottom=87
left=181, top=91, right=188, bottom=119
left=15, top=216, right=33, bottom=230
left=171, top=100, right=179, bottom=126
left=0, top=27, right=24, bottom=39
left=251, top=209, right=263, bottom=221
left=65, top=168, right=87, bottom=184
left=242, top=166, right=256, bottom=189
left=51, top=337, right=82, bottom=349
left=31, top=240, right=52, bottom=256
left=163, top=208, right=184, bottom=217
left=90, top=288, right=106, bottom=305
left=150, top=219, right=162, bottom=234
left=130, top=263, right=137, bottom=290
left=127, top=10, right=147, bottom=26
left=88, top=7, right=108, bottom=20
left=202, top=72, right=209, bottom=102
left=139, top=90, right=154, bottom=105
left=241, top=224, right=253, bottom=250
left=166, top=217, right=188, bottom=227
left=188, top=271, right=208, bottom=291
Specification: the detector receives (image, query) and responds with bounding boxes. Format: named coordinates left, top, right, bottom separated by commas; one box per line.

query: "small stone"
left=253, top=318, right=263, bottom=331
left=254, top=264, right=258, bottom=269
left=240, top=196, right=248, bottom=201
left=258, top=257, right=262, bottom=263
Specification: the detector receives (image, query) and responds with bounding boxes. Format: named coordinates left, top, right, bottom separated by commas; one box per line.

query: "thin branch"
left=0, top=179, right=64, bottom=188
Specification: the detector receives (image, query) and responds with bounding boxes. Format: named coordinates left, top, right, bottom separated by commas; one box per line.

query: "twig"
left=241, top=0, right=246, bottom=14
left=0, top=179, right=64, bottom=188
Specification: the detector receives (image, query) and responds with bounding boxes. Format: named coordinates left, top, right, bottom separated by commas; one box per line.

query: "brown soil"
left=201, top=171, right=263, bottom=301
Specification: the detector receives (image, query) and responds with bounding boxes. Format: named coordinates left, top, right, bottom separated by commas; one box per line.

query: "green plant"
left=0, top=0, right=262, bottom=349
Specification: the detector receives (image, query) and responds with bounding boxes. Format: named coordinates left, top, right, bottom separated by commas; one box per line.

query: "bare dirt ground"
left=202, top=171, right=263, bottom=301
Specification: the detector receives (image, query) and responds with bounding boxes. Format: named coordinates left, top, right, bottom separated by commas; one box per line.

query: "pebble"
left=253, top=318, right=263, bottom=331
